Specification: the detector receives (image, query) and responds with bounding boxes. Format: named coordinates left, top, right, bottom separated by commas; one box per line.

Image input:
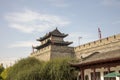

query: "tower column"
left=81, top=69, right=84, bottom=80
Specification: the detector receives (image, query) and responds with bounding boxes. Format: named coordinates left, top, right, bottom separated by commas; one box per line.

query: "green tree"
left=6, top=57, right=44, bottom=80
left=0, top=64, right=4, bottom=74
left=6, top=57, right=76, bottom=80
left=1, top=67, right=11, bottom=80
left=0, top=64, right=4, bottom=80
left=39, top=58, right=76, bottom=80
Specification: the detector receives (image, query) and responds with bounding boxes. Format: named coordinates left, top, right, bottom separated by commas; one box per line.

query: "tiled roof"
left=71, top=49, right=120, bottom=66
left=37, top=28, right=68, bottom=41
left=34, top=40, right=72, bottom=49
left=81, top=49, right=120, bottom=64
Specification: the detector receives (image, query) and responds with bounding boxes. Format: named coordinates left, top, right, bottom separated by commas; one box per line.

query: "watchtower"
left=30, top=28, right=74, bottom=61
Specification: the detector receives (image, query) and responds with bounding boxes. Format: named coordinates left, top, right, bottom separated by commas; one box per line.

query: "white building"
left=71, top=49, right=120, bottom=80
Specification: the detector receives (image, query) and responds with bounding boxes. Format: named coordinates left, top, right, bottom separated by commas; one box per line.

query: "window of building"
left=85, top=75, right=89, bottom=80
left=96, top=72, right=100, bottom=80
left=91, top=72, right=94, bottom=80
left=91, top=72, right=100, bottom=80
left=104, top=71, right=109, bottom=80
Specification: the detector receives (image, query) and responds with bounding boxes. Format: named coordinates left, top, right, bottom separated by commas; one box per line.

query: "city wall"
left=74, top=34, right=120, bottom=59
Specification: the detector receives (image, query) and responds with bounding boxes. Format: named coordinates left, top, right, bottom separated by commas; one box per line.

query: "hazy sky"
left=0, top=0, right=120, bottom=59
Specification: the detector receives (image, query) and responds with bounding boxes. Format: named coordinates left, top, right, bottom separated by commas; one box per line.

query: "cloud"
left=65, top=32, right=96, bottom=46
left=5, top=9, right=70, bottom=33
left=102, top=0, right=120, bottom=6
left=8, top=41, right=39, bottom=48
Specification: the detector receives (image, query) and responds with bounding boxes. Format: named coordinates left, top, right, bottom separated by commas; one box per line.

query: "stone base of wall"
left=50, top=45, right=74, bottom=59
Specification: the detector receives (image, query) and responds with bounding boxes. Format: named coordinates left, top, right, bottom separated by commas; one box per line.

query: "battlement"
left=31, top=45, right=51, bottom=56
left=74, top=34, right=120, bottom=59
left=75, top=34, right=120, bottom=51
left=30, top=45, right=51, bottom=61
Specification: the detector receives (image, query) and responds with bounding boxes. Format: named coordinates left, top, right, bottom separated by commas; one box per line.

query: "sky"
left=0, top=0, right=120, bottom=59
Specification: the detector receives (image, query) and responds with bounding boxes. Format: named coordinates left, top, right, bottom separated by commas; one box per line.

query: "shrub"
left=6, top=57, right=76, bottom=80
left=6, top=57, right=44, bottom=80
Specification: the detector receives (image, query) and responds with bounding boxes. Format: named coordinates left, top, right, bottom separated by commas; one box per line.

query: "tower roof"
left=70, top=49, right=120, bottom=67
left=37, top=28, right=68, bottom=41
left=34, top=39, right=73, bottom=50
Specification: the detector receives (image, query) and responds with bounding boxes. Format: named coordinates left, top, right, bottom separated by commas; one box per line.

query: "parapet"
left=75, top=34, right=120, bottom=51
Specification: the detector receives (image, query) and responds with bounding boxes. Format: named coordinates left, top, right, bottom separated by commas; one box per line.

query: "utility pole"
left=78, top=37, right=82, bottom=46
left=98, top=27, right=102, bottom=39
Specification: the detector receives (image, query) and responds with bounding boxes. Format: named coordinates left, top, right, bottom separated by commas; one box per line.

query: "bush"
left=1, top=67, right=11, bottom=80
left=6, top=57, right=44, bottom=80
left=6, top=57, right=76, bottom=80
left=0, top=64, right=4, bottom=80
left=41, top=58, right=76, bottom=80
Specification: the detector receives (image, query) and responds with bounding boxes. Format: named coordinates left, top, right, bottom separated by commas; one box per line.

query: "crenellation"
left=75, top=34, right=120, bottom=50
left=30, top=45, right=51, bottom=56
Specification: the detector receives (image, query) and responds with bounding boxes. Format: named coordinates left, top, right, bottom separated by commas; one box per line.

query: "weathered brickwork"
left=74, top=34, right=120, bottom=59
left=51, top=45, right=74, bottom=59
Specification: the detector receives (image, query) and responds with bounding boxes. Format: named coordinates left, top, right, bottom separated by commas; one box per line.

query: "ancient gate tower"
left=30, top=28, right=74, bottom=61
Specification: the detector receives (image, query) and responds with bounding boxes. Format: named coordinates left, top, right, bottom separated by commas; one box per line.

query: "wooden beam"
left=81, top=69, right=84, bottom=80
left=78, top=60, right=120, bottom=69
left=108, top=67, right=110, bottom=73
left=108, top=67, right=111, bottom=80
left=93, top=68, right=96, bottom=80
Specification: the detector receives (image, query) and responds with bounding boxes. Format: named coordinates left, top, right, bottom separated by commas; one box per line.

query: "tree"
left=0, top=64, right=4, bottom=74
left=6, top=57, right=76, bottom=80
left=6, top=57, right=44, bottom=80
left=0, top=64, right=4, bottom=80
left=38, top=58, right=76, bottom=80
left=1, top=67, right=11, bottom=80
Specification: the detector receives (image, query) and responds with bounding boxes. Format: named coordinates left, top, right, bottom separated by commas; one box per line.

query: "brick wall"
left=74, top=34, right=120, bottom=59
left=50, top=45, right=74, bottom=59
